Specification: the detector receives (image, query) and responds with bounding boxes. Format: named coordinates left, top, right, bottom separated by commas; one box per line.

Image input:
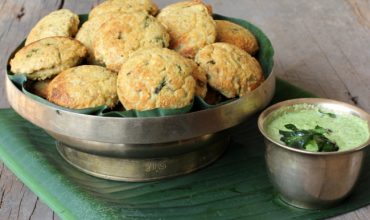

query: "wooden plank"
left=0, top=0, right=370, bottom=219
left=0, top=1, right=65, bottom=219
left=0, top=0, right=63, bottom=108
left=0, top=164, right=56, bottom=220
left=29, top=199, right=54, bottom=220
left=209, top=0, right=370, bottom=112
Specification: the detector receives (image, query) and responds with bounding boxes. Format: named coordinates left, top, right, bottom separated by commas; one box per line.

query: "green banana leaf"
left=1, top=80, right=370, bottom=220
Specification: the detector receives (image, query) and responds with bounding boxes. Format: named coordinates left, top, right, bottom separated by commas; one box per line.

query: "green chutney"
left=265, top=104, right=369, bottom=152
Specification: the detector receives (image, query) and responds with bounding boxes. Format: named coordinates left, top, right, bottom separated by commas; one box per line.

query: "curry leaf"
left=319, top=109, right=337, bottom=118
left=284, top=124, right=298, bottom=131
left=279, top=124, right=339, bottom=152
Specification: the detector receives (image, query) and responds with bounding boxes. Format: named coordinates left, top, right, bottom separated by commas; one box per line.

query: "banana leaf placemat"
left=1, top=79, right=370, bottom=220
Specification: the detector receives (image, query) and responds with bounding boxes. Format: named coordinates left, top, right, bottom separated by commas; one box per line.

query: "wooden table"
left=0, top=0, right=369, bottom=219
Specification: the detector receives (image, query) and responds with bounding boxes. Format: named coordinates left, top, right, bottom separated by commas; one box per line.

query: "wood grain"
left=0, top=0, right=370, bottom=219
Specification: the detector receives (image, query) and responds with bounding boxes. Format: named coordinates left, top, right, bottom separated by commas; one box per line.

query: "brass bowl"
left=258, top=98, right=370, bottom=209
left=6, top=70, right=275, bottom=181
left=6, top=14, right=275, bottom=182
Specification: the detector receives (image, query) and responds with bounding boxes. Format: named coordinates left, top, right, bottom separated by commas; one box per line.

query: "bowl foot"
left=277, top=194, right=342, bottom=210
left=56, top=134, right=230, bottom=182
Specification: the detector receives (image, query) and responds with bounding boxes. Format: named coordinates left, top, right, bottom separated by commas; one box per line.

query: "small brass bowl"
left=258, top=98, right=370, bottom=209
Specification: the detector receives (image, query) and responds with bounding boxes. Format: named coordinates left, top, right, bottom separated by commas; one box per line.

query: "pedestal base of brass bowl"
left=56, top=132, right=230, bottom=182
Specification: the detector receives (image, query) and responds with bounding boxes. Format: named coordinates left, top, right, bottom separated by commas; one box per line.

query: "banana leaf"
left=2, top=80, right=370, bottom=220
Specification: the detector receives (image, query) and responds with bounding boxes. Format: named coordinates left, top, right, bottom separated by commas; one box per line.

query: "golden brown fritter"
left=25, top=9, right=79, bottom=45
left=76, top=13, right=120, bottom=64
left=47, top=65, right=118, bottom=109
left=117, top=48, right=196, bottom=111
left=89, top=0, right=158, bottom=19
left=215, top=20, right=259, bottom=55
left=157, top=0, right=216, bottom=58
left=10, top=37, right=87, bottom=80
left=195, top=42, right=264, bottom=98
left=93, top=12, right=170, bottom=72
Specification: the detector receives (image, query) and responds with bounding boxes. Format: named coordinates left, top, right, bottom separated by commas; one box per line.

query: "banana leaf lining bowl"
left=5, top=14, right=275, bottom=182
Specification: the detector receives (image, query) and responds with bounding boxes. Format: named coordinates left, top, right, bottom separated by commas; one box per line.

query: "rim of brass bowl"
left=258, top=98, right=370, bottom=155
left=5, top=67, right=275, bottom=145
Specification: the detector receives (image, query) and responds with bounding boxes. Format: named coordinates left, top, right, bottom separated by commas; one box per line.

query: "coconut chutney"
left=265, top=104, right=369, bottom=152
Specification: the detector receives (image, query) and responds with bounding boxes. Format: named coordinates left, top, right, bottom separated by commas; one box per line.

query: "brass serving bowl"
left=6, top=14, right=275, bottom=182
left=258, top=98, right=370, bottom=209
left=6, top=70, right=275, bottom=181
